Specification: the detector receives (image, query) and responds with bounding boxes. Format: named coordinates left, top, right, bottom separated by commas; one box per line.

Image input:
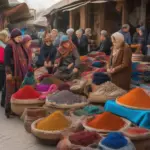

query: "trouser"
left=1, top=83, right=6, bottom=107
left=0, top=69, right=5, bottom=91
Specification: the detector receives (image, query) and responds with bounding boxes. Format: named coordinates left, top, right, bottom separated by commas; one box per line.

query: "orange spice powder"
left=117, top=88, right=150, bottom=109
left=87, top=112, right=125, bottom=131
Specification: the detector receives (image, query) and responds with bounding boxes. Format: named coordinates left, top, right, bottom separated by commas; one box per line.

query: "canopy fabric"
left=43, top=0, right=123, bottom=16
left=63, top=1, right=91, bottom=12
left=3, top=3, right=32, bottom=23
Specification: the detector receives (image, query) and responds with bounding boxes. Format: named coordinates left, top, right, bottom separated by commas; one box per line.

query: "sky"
left=18, top=0, right=61, bottom=11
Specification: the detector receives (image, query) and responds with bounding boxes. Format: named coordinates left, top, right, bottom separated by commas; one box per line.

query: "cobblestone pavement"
left=0, top=93, right=56, bottom=150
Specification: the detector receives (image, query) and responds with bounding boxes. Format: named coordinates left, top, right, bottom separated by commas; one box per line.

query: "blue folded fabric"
left=92, top=62, right=102, bottom=68
left=105, top=100, right=150, bottom=129
left=92, top=72, right=110, bottom=85
left=101, top=132, right=128, bottom=149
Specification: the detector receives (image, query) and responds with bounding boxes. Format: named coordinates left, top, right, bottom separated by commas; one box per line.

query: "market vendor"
left=37, top=34, right=57, bottom=73
left=4, top=28, right=29, bottom=117
left=54, top=35, right=80, bottom=80
left=107, top=32, right=132, bottom=90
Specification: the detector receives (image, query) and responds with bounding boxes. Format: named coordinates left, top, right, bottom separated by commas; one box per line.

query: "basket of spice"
left=24, top=107, right=47, bottom=133
left=116, top=88, right=150, bottom=110
left=88, top=82, right=127, bottom=103
left=31, top=111, right=72, bottom=145
left=123, top=127, right=150, bottom=140
left=82, top=112, right=131, bottom=133
left=57, top=131, right=102, bottom=150
left=11, top=85, right=44, bottom=116
left=46, top=90, right=88, bottom=109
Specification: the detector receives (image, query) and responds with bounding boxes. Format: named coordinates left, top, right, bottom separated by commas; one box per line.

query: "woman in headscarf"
left=22, top=35, right=32, bottom=66
left=0, top=30, right=9, bottom=90
left=107, top=32, right=132, bottom=90
left=4, top=28, right=29, bottom=117
left=0, top=30, right=9, bottom=107
left=37, top=34, right=57, bottom=73
left=54, top=35, right=80, bottom=81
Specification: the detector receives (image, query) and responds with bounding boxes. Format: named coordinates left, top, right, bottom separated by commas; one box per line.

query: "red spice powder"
left=87, top=112, right=125, bottom=131
left=69, top=131, right=101, bottom=146
left=13, top=85, right=41, bottom=100
left=125, top=127, right=149, bottom=135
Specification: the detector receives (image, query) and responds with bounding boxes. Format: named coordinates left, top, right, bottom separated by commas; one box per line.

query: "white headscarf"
left=111, top=32, right=125, bottom=56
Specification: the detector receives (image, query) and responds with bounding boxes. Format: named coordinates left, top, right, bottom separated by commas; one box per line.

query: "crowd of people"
left=0, top=22, right=149, bottom=116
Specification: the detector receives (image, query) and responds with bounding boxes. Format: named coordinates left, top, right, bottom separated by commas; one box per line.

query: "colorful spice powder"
left=36, top=111, right=70, bottom=131
left=125, top=127, right=149, bottom=135
left=117, top=88, right=150, bottom=109
left=69, top=131, right=101, bottom=146
left=87, top=112, right=125, bottom=131
left=13, top=85, right=40, bottom=100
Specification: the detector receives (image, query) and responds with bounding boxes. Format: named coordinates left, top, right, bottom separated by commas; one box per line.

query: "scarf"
left=58, top=41, right=76, bottom=58
left=111, top=32, right=124, bottom=56
left=8, top=40, right=28, bottom=80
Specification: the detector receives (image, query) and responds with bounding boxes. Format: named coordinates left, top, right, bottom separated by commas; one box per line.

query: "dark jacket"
left=37, top=44, right=57, bottom=66
left=95, top=38, right=112, bottom=55
left=76, top=35, right=88, bottom=56
left=72, top=34, right=78, bottom=47
left=133, top=32, right=145, bottom=45
left=119, top=30, right=131, bottom=45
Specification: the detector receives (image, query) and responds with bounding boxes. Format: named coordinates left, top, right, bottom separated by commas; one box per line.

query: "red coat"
left=0, top=46, right=4, bottom=64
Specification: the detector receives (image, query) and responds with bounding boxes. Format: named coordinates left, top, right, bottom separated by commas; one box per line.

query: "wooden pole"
left=80, top=5, right=87, bottom=29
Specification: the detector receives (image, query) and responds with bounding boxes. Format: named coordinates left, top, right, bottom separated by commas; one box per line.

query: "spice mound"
left=69, top=131, right=101, bottom=146
left=117, top=88, right=150, bottom=109
left=36, top=111, right=71, bottom=131
left=47, top=90, right=87, bottom=105
left=87, top=112, right=125, bottom=131
left=13, top=85, right=40, bottom=100
left=125, top=127, right=149, bottom=135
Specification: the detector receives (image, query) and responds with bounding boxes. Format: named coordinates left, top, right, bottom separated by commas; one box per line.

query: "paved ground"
left=0, top=94, right=56, bottom=150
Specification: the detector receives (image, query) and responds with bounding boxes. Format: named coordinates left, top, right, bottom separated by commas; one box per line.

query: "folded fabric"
left=92, top=72, right=110, bottom=85
left=92, top=61, right=103, bottom=68
left=101, top=132, right=128, bottom=149
left=143, top=71, right=150, bottom=82
left=74, top=105, right=103, bottom=116
left=105, top=100, right=150, bottom=129
left=35, top=84, right=51, bottom=92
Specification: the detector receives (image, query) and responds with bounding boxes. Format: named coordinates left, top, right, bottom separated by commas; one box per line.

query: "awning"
left=3, top=3, right=32, bottom=23
left=63, top=1, right=91, bottom=12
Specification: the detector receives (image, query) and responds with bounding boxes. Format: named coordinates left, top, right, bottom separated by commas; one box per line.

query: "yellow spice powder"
left=36, top=111, right=70, bottom=131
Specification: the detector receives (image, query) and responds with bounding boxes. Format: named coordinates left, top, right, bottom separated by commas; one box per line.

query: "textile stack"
left=132, top=54, right=144, bottom=62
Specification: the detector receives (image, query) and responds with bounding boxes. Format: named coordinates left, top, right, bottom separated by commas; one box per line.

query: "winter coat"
left=108, top=44, right=132, bottom=90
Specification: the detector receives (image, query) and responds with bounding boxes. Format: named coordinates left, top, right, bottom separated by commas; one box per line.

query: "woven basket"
left=11, top=103, right=44, bottom=116
left=57, top=135, right=101, bottom=150
left=88, top=94, right=117, bottom=103
left=11, top=97, right=45, bottom=116
left=82, top=117, right=131, bottom=133
left=45, top=102, right=89, bottom=109
left=123, top=131, right=150, bottom=140
left=31, top=117, right=72, bottom=143
left=116, top=98, right=150, bottom=110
